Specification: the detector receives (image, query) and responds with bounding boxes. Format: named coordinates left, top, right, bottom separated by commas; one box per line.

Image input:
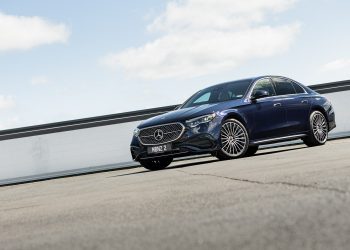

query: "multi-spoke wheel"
left=303, top=111, right=328, bottom=147
left=216, top=119, right=249, bottom=160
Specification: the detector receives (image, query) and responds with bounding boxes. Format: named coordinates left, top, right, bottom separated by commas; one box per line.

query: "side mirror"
left=251, top=90, right=269, bottom=101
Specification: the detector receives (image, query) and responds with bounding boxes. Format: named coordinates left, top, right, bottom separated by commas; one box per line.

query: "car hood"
left=138, top=99, right=245, bottom=128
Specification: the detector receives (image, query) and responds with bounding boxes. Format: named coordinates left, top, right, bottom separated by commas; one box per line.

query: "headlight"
left=133, top=128, right=140, bottom=137
left=186, top=113, right=216, bottom=128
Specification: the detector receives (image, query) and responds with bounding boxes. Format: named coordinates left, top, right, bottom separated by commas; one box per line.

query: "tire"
left=245, top=146, right=259, bottom=157
left=303, top=111, right=328, bottom=147
left=139, top=157, right=173, bottom=171
left=216, top=119, right=249, bottom=160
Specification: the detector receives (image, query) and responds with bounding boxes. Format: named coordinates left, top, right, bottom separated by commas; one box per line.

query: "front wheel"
left=216, top=119, right=249, bottom=160
left=139, top=157, right=173, bottom=171
left=303, top=111, right=328, bottom=147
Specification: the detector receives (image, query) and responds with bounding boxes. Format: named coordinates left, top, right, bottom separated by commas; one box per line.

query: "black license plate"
left=147, top=144, right=172, bottom=154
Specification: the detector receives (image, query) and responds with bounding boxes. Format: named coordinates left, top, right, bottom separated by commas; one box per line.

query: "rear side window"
left=273, top=78, right=296, bottom=95
left=292, top=82, right=305, bottom=94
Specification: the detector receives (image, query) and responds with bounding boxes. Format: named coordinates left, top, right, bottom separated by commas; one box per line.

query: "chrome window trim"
left=138, top=122, right=185, bottom=146
left=272, top=77, right=308, bottom=95
left=290, top=80, right=308, bottom=94
left=247, top=92, right=310, bottom=102
left=246, top=76, right=308, bottom=102
left=246, top=77, right=274, bottom=101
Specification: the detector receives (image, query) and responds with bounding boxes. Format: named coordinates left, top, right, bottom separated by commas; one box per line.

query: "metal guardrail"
left=0, top=80, right=349, bottom=142
left=0, top=105, right=177, bottom=141
left=310, top=80, right=350, bottom=94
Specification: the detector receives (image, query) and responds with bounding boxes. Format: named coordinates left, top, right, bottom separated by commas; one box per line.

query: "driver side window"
left=252, top=78, right=276, bottom=97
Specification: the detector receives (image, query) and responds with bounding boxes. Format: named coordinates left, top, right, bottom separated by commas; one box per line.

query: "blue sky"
left=0, top=0, right=350, bottom=129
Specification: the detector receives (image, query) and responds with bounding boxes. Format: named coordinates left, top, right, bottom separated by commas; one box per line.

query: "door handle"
left=273, top=103, right=282, bottom=107
left=301, top=100, right=308, bottom=104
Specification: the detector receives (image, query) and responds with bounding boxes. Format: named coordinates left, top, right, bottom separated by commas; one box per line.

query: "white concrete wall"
left=0, top=91, right=348, bottom=181
left=0, top=121, right=139, bottom=180
left=325, top=92, right=350, bottom=133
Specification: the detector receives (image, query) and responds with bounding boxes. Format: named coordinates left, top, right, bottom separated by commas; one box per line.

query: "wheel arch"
left=220, top=111, right=252, bottom=139
left=222, top=111, right=247, bottom=126
left=304, top=105, right=329, bottom=146
left=216, top=111, right=250, bottom=160
left=310, top=105, right=329, bottom=124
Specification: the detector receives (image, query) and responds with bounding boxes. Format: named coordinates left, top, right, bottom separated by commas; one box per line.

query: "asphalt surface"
left=1, top=139, right=350, bottom=250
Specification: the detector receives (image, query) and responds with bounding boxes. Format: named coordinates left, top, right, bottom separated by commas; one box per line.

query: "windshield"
left=181, top=80, right=252, bottom=109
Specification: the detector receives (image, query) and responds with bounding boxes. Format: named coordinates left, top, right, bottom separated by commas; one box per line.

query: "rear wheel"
left=303, top=111, right=328, bottom=147
left=216, top=119, right=249, bottom=160
left=139, top=157, right=173, bottom=171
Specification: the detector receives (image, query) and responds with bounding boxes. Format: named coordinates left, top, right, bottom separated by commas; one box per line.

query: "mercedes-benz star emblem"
left=154, top=129, right=164, bottom=141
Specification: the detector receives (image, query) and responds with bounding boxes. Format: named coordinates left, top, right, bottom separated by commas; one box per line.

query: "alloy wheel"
left=311, top=111, right=328, bottom=144
left=220, top=120, right=248, bottom=157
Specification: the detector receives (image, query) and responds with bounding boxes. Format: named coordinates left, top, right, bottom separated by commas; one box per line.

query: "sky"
left=1, top=0, right=350, bottom=130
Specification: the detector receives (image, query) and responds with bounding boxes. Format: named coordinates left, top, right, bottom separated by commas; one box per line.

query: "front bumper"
left=130, top=122, right=221, bottom=161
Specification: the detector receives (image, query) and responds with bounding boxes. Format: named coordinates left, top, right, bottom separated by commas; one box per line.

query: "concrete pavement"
left=1, top=139, right=350, bottom=250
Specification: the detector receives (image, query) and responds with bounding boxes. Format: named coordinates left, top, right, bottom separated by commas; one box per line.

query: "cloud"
left=322, top=59, right=350, bottom=71
left=31, top=75, right=49, bottom=86
left=147, top=0, right=297, bottom=32
left=0, top=12, right=70, bottom=51
left=102, top=0, right=300, bottom=79
left=0, top=95, right=15, bottom=111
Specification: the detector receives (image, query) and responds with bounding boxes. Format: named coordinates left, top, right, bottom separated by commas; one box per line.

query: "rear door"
left=272, top=77, right=311, bottom=134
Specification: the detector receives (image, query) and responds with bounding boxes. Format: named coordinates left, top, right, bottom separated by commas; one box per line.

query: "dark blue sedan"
left=130, top=76, right=336, bottom=170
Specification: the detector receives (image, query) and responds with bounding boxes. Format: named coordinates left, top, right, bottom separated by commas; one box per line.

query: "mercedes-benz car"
left=130, top=76, right=336, bottom=170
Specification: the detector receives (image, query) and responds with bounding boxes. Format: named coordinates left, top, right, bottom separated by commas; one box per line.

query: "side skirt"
left=250, top=134, right=308, bottom=146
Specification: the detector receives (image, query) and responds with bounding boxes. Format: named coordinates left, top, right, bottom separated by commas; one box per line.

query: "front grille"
left=138, top=123, right=185, bottom=145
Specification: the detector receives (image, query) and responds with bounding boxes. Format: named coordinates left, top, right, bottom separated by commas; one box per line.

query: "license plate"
left=147, top=144, right=172, bottom=154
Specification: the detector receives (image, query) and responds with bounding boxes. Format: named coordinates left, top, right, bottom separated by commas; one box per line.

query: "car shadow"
left=251, top=145, right=307, bottom=157
left=109, top=145, right=307, bottom=178
left=108, top=159, right=219, bottom=177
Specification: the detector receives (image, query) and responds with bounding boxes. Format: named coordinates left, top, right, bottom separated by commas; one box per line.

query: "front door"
left=249, top=78, right=287, bottom=140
